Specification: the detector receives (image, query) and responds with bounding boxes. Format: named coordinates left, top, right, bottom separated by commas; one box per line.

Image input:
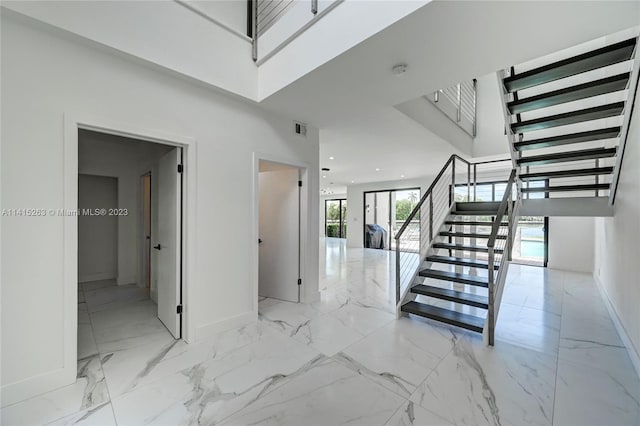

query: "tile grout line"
left=549, top=271, right=565, bottom=426
left=83, top=282, right=119, bottom=425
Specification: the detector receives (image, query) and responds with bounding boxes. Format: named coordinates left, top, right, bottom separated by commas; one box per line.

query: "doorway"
left=363, top=188, right=421, bottom=250
left=325, top=198, right=347, bottom=238
left=258, top=160, right=302, bottom=303
left=77, top=129, right=184, bottom=342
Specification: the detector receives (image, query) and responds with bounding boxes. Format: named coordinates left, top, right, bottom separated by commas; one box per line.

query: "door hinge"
left=298, top=180, right=302, bottom=187
left=297, top=278, right=302, bottom=285
left=177, top=304, right=183, bottom=314
left=177, top=164, right=184, bottom=173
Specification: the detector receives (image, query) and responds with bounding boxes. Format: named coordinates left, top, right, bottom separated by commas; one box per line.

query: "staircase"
left=394, top=35, right=639, bottom=346
left=499, top=36, right=639, bottom=212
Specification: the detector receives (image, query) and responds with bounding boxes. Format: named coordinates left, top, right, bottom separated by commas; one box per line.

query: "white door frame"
left=252, top=153, right=311, bottom=312
left=63, top=113, right=197, bottom=382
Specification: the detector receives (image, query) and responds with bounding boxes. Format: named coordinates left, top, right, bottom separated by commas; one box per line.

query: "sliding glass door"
left=363, top=188, right=420, bottom=250
left=325, top=199, right=347, bottom=238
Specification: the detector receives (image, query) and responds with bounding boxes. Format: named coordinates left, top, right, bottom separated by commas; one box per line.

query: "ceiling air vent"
left=294, top=122, right=307, bottom=137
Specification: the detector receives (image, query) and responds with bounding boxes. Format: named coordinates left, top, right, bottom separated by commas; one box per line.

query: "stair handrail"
left=394, top=155, right=512, bottom=308
left=486, top=168, right=520, bottom=345
left=610, top=36, right=640, bottom=206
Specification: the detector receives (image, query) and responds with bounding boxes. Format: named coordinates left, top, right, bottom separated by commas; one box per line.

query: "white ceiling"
left=259, top=1, right=640, bottom=193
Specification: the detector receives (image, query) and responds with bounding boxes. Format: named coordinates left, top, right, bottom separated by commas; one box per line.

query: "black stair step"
left=433, top=242, right=505, bottom=254
left=520, top=167, right=614, bottom=181
left=521, top=183, right=610, bottom=193
left=453, top=211, right=507, bottom=216
left=426, top=255, right=499, bottom=270
left=411, top=285, right=489, bottom=309
left=511, top=102, right=624, bottom=133
left=507, top=72, right=631, bottom=114
left=445, top=220, right=508, bottom=226
left=517, top=147, right=617, bottom=166
left=440, top=231, right=507, bottom=239
left=455, top=201, right=501, bottom=212
left=419, top=269, right=489, bottom=287
left=514, top=127, right=621, bottom=151
left=508, top=73, right=630, bottom=114
left=401, top=301, right=485, bottom=333
left=503, top=38, right=636, bottom=92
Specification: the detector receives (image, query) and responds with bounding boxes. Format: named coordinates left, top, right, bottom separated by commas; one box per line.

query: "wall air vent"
left=294, top=122, right=307, bottom=137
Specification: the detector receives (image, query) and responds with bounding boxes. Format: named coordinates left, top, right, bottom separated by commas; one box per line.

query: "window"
left=325, top=199, right=347, bottom=238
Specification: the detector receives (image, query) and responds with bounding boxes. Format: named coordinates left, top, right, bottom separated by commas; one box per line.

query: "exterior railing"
left=393, top=155, right=512, bottom=306
left=431, top=79, right=477, bottom=136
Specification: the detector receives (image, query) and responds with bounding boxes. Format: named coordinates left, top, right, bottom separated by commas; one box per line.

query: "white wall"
left=2, top=1, right=257, bottom=100
left=346, top=176, right=433, bottom=248
left=190, top=0, right=247, bottom=35
left=547, top=217, right=595, bottom=273
left=78, top=175, right=118, bottom=282
left=594, top=88, right=640, bottom=370
left=0, top=14, right=319, bottom=405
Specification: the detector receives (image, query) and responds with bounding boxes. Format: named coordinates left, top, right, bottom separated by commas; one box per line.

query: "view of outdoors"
left=364, top=189, right=420, bottom=250
left=325, top=199, right=347, bottom=238
left=454, top=181, right=546, bottom=266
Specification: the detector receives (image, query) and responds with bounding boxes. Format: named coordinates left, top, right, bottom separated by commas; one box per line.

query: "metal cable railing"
left=486, top=168, right=520, bottom=345
left=394, top=155, right=514, bottom=308
left=431, top=79, right=478, bottom=136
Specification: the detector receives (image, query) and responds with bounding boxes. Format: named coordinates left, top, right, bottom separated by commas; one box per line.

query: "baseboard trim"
left=195, top=311, right=257, bottom=342
left=594, top=273, right=640, bottom=379
left=78, top=272, right=115, bottom=283
left=1, top=365, right=75, bottom=408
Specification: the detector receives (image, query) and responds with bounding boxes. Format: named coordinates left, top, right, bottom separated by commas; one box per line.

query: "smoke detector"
left=392, top=63, right=408, bottom=76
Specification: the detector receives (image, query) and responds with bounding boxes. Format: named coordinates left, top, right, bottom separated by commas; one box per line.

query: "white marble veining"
left=385, top=401, right=453, bottom=426
left=1, top=355, right=109, bottom=426
left=219, top=358, right=406, bottom=426
left=5, top=238, right=640, bottom=426
left=410, top=335, right=557, bottom=426
left=45, top=403, right=117, bottom=426
left=553, top=359, right=640, bottom=426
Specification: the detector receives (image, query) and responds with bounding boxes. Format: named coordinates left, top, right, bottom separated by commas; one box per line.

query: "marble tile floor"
left=2, top=238, right=639, bottom=425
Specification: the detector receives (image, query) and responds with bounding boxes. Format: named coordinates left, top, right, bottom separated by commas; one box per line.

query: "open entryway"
left=77, top=129, right=185, bottom=364
left=258, top=160, right=302, bottom=303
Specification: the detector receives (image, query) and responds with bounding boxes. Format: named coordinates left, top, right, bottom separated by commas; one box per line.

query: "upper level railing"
left=428, top=79, right=477, bottom=137
left=251, top=0, right=343, bottom=63
left=393, top=155, right=513, bottom=305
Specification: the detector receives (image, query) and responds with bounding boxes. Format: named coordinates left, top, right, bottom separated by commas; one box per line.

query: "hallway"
left=1, top=239, right=639, bottom=425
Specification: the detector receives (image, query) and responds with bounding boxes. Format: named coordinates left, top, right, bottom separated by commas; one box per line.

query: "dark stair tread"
left=411, top=285, right=489, bottom=309
left=517, top=147, right=617, bottom=166
left=433, top=242, right=505, bottom=254
left=455, top=201, right=501, bottom=211
left=514, top=127, right=621, bottom=151
left=445, top=220, right=508, bottom=226
left=401, top=301, right=485, bottom=333
left=520, top=167, right=614, bottom=181
left=508, top=73, right=630, bottom=114
left=440, top=231, right=507, bottom=239
left=419, top=269, right=489, bottom=287
left=511, top=102, right=624, bottom=133
left=503, top=38, right=636, bottom=92
left=453, top=211, right=507, bottom=216
left=425, top=255, right=500, bottom=270
left=521, top=183, right=610, bottom=193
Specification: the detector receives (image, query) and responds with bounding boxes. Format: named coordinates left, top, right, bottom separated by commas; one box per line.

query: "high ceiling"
left=259, top=1, right=640, bottom=194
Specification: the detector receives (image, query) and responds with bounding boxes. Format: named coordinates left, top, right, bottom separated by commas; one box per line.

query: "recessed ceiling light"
left=322, top=175, right=326, bottom=178
left=375, top=168, right=380, bottom=171
left=351, top=180, right=355, bottom=183
left=400, top=174, right=405, bottom=178
left=329, top=156, right=335, bottom=160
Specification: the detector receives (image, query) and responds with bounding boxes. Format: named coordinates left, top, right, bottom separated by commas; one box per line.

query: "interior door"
left=259, top=168, right=300, bottom=302
left=155, top=148, right=181, bottom=338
